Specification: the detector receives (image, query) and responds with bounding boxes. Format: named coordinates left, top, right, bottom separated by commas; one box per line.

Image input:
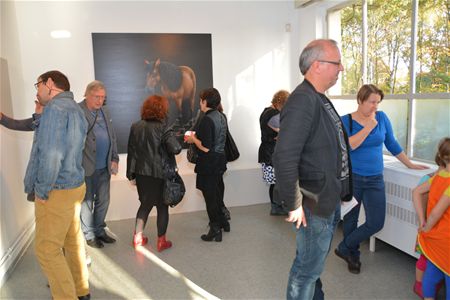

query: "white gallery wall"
left=0, top=0, right=344, bottom=285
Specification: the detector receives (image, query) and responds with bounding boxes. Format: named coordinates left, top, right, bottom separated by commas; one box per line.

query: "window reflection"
left=413, top=99, right=450, bottom=160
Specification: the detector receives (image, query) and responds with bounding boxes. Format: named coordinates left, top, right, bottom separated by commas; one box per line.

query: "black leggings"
left=269, top=184, right=275, bottom=203
left=135, top=175, right=169, bottom=237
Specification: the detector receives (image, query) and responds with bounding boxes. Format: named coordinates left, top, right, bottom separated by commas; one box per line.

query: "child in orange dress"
left=413, top=168, right=444, bottom=298
left=413, top=137, right=450, bottom=300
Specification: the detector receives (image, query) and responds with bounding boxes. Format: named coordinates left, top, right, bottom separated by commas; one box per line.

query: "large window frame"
left=327, top=0, right=449, bottom=161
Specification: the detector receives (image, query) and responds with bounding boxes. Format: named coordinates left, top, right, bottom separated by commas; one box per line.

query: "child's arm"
left=413, top=181, right=431, bottom=229
left=422, top=194, right=450, bottom=232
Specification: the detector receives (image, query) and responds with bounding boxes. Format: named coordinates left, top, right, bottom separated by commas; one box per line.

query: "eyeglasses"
left=318, top=60, right=342, bottom=66
left=93, top=95, right=107, bottom=101
left=34, top=80, right=44, bottom=90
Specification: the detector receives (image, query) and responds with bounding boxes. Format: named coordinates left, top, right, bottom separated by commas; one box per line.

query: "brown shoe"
left=334, top=248, right=361, bottom=274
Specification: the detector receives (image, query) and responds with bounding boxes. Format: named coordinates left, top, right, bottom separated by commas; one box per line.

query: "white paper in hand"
left=341, top=197, right=358, bottom=218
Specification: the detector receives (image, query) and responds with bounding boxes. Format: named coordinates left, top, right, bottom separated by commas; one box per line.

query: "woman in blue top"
left=335, top=84, right=428, bottom=274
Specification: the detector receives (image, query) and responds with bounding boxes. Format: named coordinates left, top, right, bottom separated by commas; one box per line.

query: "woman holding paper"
left=334, top=84, right=428, bottom=274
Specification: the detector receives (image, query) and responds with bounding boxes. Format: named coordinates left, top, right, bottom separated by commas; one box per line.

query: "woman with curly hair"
left=127, top=95, right=181, bottom=251
left=258, top=90, right=290, bottom=215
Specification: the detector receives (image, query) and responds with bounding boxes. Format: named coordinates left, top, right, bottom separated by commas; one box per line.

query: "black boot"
left=221, top=220, right=230, bottom=232
left=222, top=206, right=231, bottom=220
left=201, top=224, right=222, bottom=242
left=270, top=203, right=288, bottom=216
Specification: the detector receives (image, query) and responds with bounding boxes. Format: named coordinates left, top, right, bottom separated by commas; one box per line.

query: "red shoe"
left=133, top=232, right=148, bottom=247
left=157, top=235, right=172, bottom=252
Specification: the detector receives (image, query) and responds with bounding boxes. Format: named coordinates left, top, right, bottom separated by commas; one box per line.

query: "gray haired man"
left=79, top=80, right=119, bottom=248
left=273, top=39, right=352, bottom=300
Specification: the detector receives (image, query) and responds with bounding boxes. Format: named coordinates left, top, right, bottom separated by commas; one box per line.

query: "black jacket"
left=126, top=119, right=181, bottom=180
left=258, top=106, right=279, bottom=164
left=273, top=80, right=352, bottom=217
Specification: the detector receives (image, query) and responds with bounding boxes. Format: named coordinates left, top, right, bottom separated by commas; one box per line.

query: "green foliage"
left=340, top=0, right=449, bottom=94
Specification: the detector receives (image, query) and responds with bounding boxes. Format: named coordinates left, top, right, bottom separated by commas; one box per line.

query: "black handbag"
left=186, top=144, right=197, bottom=164
left=225, top=128, right=240, bottom=162
left=160, top=140, right=186, bottom=207
left=163, top=171, right=186, bottom=207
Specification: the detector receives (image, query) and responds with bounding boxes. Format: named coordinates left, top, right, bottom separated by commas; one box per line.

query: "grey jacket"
left=0, top=113, right=40, bottom=131
left=79, top=100, right=119, bottom=177
left=273, top=80, right=352, bottom=218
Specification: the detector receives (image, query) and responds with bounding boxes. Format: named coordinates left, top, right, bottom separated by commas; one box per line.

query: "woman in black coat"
left=127, top=95, right=181, bottom=251
left=185, top=88, right=229, bottom=242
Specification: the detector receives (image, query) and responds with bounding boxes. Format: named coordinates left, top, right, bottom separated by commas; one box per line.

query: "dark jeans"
left=80, top=168, right=111, bottom=240
left=338, top=173, right=386, bottom=258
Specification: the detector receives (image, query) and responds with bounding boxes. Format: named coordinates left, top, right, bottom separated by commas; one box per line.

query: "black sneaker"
left=97, top=233, right=116, bottom=244
left=86, top=238, right=104, bottom=248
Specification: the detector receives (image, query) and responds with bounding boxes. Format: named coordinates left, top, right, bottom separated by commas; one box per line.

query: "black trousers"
left=197, top=174, right=226, bottom=227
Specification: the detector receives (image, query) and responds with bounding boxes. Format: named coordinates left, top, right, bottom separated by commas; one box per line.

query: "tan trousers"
left=34, top=183, right=89, bottom=300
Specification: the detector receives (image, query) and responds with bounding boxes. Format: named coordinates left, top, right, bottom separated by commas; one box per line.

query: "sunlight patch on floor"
left=135, top=245, right=220, bottom=300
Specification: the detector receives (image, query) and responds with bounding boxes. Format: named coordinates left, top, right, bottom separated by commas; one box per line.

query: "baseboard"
left=0, top=220, right=35, bottom=287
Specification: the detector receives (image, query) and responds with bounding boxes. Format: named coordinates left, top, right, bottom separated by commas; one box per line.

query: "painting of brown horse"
left=145, top=58, right=196, bottom=124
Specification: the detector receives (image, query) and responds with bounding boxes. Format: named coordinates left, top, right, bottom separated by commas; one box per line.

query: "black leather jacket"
left=126, top=119, right=181, bottom=180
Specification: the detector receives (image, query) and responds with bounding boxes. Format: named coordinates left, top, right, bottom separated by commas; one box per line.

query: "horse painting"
left=145, top=58, right=197, bottom=125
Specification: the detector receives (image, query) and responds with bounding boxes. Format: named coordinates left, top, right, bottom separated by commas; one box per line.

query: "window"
left=379, top=99, right=408, bottom=151
left=367, top=0, right=411, bottom=94
left=413, top=99, right=450, bottom=160
left=328, top=0, right=449, bottom=161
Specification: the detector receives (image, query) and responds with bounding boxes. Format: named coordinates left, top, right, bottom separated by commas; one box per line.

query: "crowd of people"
left=1, top=38, right=448, bottom=300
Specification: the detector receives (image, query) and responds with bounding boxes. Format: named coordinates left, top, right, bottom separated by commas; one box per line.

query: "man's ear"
left=46, top=77, right=54, bottom=88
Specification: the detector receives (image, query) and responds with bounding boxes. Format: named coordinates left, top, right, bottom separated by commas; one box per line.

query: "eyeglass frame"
left=34, top=80, right=44, bottom=90
left=317, top=60, right=342, bottom=66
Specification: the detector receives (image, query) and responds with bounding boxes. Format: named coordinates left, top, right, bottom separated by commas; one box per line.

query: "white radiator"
left=368, top=156, right=437, bottom=257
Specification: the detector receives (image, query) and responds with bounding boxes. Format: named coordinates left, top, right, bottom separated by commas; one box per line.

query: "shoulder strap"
left=87, top=111, right=98, bottom=135
left=347, top=113, right=353, bottom=134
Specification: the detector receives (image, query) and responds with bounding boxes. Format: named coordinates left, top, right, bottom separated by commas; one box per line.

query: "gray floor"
left=0, top=203, right=435, bottom=299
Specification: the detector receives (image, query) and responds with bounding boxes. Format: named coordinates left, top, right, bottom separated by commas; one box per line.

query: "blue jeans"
left=287, top=204, right=340, bottom=300
left=338, top=173, right=386, bottom=258
left=80, top=168, right=111, bottom=240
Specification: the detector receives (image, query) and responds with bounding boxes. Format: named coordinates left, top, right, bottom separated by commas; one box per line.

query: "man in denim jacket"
left=24, top=70, right=90, bottom=300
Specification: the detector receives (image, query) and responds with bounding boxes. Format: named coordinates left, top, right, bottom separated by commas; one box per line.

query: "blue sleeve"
left=380, top=111, right=402, bottom=156
left=340, top=114, right=351, bottom=136
left=417, top=174, right=431, bottom=186
left=34, top=106, right=67, bottom=199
